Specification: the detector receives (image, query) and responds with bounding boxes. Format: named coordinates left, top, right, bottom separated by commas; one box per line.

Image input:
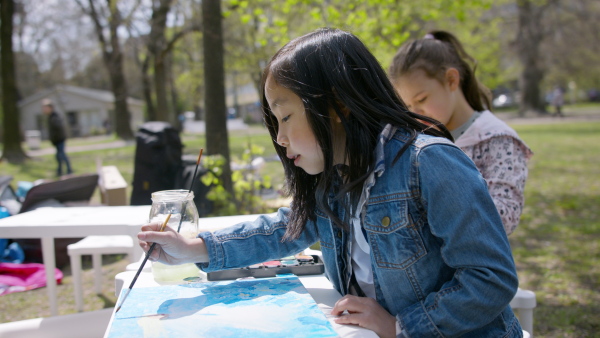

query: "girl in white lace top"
left=389, top=30, right=533, bottom=235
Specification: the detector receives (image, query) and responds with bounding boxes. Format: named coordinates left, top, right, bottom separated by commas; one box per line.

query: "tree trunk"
left=516, top=0, right=547, bottom=116
left=83, top=0, right=134, bottom=140
left=154, top=55, right=169, bottom=121
left=149, top=0, right=171, bottom=123
left=108, top=49, right=134, bottom=140
left=167, top=54, right=181, bottom=128
left=1, top=0, right=27, bottom=163
left=141, top=56, right=156, bottom=121
left=202, top=0, right=233, bottom=196
left=108, top=22, right=134, bottom=140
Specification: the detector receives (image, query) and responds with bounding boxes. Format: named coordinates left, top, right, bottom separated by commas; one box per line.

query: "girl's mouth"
left=288, top=154, right=300, bottom=166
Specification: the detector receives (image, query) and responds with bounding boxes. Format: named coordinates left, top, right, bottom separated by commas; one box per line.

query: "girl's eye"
left=417, top=97, right=427, bottom=104
left=282, top=114, right=291, bottom=123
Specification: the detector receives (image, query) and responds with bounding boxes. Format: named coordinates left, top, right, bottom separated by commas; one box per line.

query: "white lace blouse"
left=455, top=111, right=533, bottom=235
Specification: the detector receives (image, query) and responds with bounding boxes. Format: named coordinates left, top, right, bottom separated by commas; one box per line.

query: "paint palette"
left=206, top=254, right=325, bottom=281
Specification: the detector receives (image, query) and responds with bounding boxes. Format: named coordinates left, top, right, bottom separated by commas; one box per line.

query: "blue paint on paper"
left=107, top=276, right=337, bottom=338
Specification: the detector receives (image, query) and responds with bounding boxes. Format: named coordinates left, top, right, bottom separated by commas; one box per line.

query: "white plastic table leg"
left=70, top=252, right=84, bottom=312
left=92, top=253, right=102, bottom=294
left=519, top=308, right=534, bottom=337
left=511, top=288, right=536, bottom=337
left=41, top=236, right=58, bottom=316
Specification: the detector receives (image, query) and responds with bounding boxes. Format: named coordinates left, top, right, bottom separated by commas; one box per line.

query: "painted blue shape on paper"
left=107, top=276, right=338, bottom=338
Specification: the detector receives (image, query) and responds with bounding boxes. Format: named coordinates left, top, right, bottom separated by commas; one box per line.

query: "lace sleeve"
left=462, top=136, right=531, bottom=235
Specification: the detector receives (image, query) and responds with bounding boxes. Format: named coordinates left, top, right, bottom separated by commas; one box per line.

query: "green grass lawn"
left=1, top=121, right=598, bottom=337
left=508, top=121, right=600, bottom=337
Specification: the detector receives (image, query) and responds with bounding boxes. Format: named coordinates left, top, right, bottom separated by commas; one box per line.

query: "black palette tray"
left=206, top=255, right=324, bottom=281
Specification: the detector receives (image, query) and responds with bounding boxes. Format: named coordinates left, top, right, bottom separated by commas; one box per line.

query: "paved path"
left=23, top=112, right=600, bottom=158
left=496, top=111, right=600, bottom=125
left=26, top=139, right=135, bottom=157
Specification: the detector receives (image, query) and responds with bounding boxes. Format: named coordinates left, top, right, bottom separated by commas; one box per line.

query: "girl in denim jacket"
left=389, top=31, right=533, bottom=235
left=139, top=28, right=523, bottom=337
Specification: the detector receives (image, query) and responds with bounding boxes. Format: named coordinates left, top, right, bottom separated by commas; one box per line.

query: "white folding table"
left=0, top=205, right=152, bottom=316
left=0, top=207, right=271, bottom=317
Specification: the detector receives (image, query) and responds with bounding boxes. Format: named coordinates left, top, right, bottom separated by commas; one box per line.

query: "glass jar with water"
left=149, top=189, right=200, bottom=283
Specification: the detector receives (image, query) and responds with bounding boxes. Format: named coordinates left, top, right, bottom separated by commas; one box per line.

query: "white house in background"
left=18, top=85, right=145, bottom=139
left=225, top=82, right=262, bottom=123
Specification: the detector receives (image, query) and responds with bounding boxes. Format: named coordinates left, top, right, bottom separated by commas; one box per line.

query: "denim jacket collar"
left=374, top=124, right=397, bottom=177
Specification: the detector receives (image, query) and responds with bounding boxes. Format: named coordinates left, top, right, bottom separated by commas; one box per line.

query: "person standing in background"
left=42, top=99, right=73, bottom=176
left=551, top=85, right=565, bottom=117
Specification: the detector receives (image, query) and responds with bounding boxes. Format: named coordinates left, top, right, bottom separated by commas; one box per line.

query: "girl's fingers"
left=331, top=295, right=371, bottom=315
left=331, top=294, right=397, bottom=338
left=138, top=238, right=149, bottom=251
left=138, top=222, right=170, bottom=259
left=148, top=246, right=161, bottom=261
left=137, top=236, right=163, bottom=261
left=141, top=222, right=163, bottom=232
left=138, top=224, right=174, bottom=244
left=333, top=312, right=367, bottom=326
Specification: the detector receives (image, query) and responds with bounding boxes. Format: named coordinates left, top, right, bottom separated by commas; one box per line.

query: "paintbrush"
left=176, top=148, right=203, bottom=233
left=116, top=149, right=203, bottom=313
left=115, top=213, right=171, bottom=313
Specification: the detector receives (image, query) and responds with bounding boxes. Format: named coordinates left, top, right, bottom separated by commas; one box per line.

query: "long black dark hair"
left=261, top=28, right=451, bottom=240
left=389, top=30, right=492, bottom=112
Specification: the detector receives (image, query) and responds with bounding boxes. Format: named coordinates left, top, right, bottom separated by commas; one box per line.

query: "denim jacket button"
left=337, top=231, right=342, bottom=238
left=381, top=216, right=391, bottom=227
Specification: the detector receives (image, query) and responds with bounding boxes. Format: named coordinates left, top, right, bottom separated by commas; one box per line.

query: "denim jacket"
left=198, top=127, right=522, bottom=337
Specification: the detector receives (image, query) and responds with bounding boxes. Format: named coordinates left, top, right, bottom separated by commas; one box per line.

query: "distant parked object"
left=492, top=90, right=518, bottom=109
left=493, top=94, right=513, bottom=108
left=587, top=88, right=600, bottom=102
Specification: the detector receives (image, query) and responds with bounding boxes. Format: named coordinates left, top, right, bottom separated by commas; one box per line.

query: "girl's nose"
left=276, top=133, right=288, bottom=147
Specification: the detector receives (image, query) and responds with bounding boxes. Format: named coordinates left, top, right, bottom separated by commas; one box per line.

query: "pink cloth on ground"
left=0, top=262, right=63, bottom=296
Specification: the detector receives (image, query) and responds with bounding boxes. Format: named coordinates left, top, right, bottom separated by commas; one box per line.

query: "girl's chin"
left=300, top=166, right=325, bottom=176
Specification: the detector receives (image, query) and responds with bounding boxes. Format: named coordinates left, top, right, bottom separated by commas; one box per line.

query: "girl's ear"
left=330, top=106, right=346, bottom=123
left=331, top=88, right=350, bottom=122
left=334, top=112, right=342, bottom=123
left=445, top=68, right=460, bottom=91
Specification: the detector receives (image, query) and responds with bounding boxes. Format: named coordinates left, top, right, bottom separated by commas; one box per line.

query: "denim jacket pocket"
left=364, top=197, right=426, bottom=269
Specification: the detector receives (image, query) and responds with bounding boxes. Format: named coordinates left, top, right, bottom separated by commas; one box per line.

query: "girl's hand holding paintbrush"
left=138, top=223, right=209, bottom=265
left=138, top=148, right=209, bottom=266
